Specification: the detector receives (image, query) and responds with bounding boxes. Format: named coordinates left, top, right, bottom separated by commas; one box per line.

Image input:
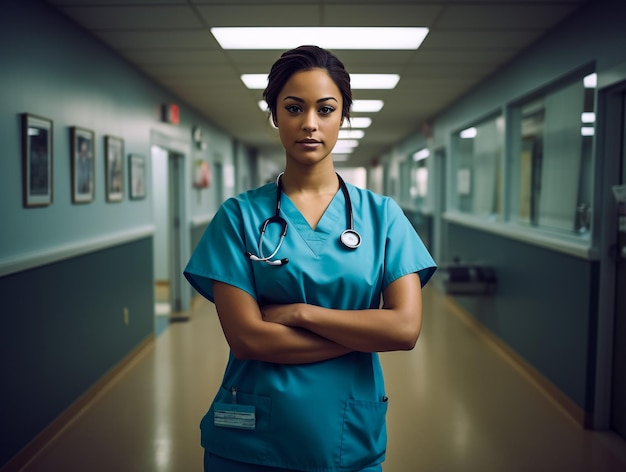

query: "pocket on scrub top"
left=201, top=387, right=272, bottom=461
left=339, top=398, right=388, bottom=468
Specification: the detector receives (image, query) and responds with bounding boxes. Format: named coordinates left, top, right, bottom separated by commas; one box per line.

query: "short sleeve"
left=183, top=199, right=257, bottom=303
left=382, top=198, right=437, bottom=288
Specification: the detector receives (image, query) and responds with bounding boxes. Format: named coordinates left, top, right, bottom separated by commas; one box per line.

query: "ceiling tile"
left=196, top=5, right=320, bottom=27
left=42, top=0, right=592, bottom=167
left=57, top=5, right=202, bottom=29
left=434, top=4, right=579, bottom=29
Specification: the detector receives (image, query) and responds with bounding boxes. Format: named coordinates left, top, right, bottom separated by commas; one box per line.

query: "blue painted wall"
left=0, top=238, right=154, bottom=467
left=446, top=223, right=596, bottom=410
left=0, top=0, right=244, bottom=467
left=390, top=0, right=625, bottom=416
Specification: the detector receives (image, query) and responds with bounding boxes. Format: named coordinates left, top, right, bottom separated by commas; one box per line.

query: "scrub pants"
left=204, top=451, right=383, bottom=472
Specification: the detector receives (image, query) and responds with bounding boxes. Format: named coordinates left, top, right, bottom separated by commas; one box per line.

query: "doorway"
left=151, top=141, right=190, bottom=335
left=611, top=90, right=626, bottom=440
left=594, top=70, right=626, bottom=437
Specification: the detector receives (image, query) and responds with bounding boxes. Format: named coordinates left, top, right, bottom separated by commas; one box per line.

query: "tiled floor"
left=16, top=286, right=626, bottom=471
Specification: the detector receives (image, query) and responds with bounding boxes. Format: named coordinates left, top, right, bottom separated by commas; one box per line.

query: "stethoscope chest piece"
left=248, top=172, right=361, bottom=265
left=340, top=229, right=361, bottom=249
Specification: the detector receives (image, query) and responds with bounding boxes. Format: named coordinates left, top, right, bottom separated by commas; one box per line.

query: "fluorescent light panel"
left=212, top=27, right=429, bottom=50
left=350, top=74, right=399, bottom=89
left=581, top=127, right=595, bottom=136
left=413, top=148, right=430, bottom=161
left=344, top=117, right=372, bottom=128
left=584, top=73, right=597, bottom=89
left=460, top=127, right=477, bottom=139
left=352, top=100, right=384, bottom=112
left=338, top=130, right=365, bottom=139
left=333, top=140, right=359, bottom=153
left=242, top=74, right=398, bottom=90
left=581, top=112, right=595, bottom=123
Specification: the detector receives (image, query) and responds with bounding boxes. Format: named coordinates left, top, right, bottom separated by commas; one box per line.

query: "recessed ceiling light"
left=352, top=100, right=384, bottom=112
left=343, top=117, right=372, bottom=128
left=338, top=130, right=365, bottom=139
left=413, top=148, right=430, bottom=161
left=333, top=140, right=359, bottom=153
left=583, top=73, right=597, bottom=89
left=242, top=74, right=398, bottom=90
left=243, top=75, right=269, bottom=89
left=350, top=74, right=399, bottom=89
left=460, top=127, right=477, bottom=139
left=212, top=27, right=429, bottom=50
left=581, top=112, right=595, bottom=123
left=581, top=127, right=595, bottom=136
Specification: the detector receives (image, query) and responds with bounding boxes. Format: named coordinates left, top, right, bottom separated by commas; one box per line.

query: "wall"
left=387, top=0, right=625, bottom=417
left=446, top=224, right=595, bottom=410
left=0, top=238, right=153, bottom=468
left=0, top=0, right=247, bottom=467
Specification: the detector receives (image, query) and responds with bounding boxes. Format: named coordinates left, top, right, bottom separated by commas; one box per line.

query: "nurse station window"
left=452, top=114, right=504, bottom=220
left=509, top=73, right=596, bottom=238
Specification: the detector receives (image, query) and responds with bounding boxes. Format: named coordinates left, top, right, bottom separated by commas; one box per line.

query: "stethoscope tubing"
left=246, top=172, right=361, bottom=265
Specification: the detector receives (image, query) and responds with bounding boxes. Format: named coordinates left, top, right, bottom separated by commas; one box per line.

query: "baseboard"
left=444, top=296, right=586, bottom=428
left=1, top=335, right=155, bottom=472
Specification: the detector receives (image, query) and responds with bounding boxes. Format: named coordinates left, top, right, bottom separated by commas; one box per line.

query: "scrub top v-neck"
left=279, top=188, right=343, bottom=257
left=184, top=179, right=437, bottom=472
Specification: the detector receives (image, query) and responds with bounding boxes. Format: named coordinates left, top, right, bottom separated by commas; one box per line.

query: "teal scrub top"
left=184, top=180, right=436, bottom=472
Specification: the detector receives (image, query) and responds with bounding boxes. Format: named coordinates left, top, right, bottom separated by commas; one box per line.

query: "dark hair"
left=263, top=45, right=352, bottom=124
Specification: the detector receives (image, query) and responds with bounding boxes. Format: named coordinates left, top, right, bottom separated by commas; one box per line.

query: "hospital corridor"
left=11, top=282, right=626, bottom=472
left=5, top=0, right=626, bottom=470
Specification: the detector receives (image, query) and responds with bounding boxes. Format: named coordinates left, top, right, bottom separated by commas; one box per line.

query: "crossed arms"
left=212, top=272, right=423, bottom=365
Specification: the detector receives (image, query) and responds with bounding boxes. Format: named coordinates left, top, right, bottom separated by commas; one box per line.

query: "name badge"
left=214, top=403, right=256, bottom=430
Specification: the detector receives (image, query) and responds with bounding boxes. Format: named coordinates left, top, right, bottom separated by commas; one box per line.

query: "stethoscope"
left=246, top=172, right=361, bottom=266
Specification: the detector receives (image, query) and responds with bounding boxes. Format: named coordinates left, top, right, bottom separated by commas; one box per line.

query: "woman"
left=184, top=45, right=436, bottom=472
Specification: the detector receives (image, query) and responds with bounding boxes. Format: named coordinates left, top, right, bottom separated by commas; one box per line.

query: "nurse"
left=184, top=45, right=436, bottom=472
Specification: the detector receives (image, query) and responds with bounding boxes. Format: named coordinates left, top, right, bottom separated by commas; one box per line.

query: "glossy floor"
left=18, top=286, right=626, bottom=471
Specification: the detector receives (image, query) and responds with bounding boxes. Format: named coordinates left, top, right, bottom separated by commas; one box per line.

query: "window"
left=452, top=114, right=504, bottom=220
left=509, top=73, right=595, bottom=237
left=399, top=149, right=429, bottom=209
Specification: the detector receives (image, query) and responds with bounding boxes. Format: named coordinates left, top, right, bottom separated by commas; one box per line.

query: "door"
left=168, top=152, right=184, bottom=313
left=611, top=90, right=626, bottom=440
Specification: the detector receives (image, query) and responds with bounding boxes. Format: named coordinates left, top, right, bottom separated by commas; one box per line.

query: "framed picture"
left=128, top=154, right=146, bottom=200
left=22, top=113, right=53, bottom=207
left=193, top=159, right=211, bottom=188
left=70, top=127, right=95, bottom=203
left=104, top=135, right=124, bottom=202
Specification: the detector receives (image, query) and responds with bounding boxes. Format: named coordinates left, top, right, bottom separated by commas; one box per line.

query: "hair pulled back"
left=263, top=45, right=352, bottom=124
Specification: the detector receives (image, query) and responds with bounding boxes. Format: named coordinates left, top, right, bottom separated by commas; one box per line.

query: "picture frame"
left=70, top=126, right=95, bottom=204
left=104, top=135, right=124, bottom=202
left=22, top=113, right=53, bottom=207
left=193, top=159, right=211, bottom=189
left=128, top=154, right=146, bottom=200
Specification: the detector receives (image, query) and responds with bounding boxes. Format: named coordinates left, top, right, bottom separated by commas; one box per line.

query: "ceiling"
left=45, top=0, right=589, bottom=167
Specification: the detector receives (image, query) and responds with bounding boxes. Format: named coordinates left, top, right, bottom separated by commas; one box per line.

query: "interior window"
left=452, top=115, right=504, bottom=220
left=510, top=73, right=595, bottom=237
